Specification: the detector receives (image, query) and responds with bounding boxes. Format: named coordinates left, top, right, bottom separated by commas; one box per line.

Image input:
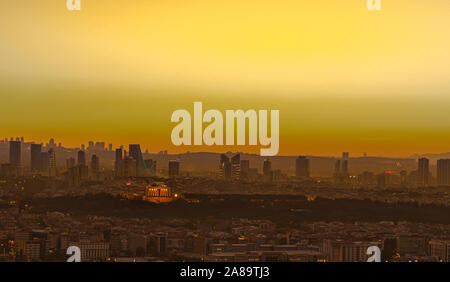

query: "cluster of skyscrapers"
left=218, top=154, right=310, bottom=182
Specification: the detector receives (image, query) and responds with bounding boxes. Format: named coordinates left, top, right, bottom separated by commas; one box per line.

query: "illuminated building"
left=219, top=154, right=231, bottom=180
left=143, top=183, right=177, bottom=203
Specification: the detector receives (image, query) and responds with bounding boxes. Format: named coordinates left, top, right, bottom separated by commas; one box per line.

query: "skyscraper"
left=9, top=141, right=21, bottom=166
left=30, top=143, right=42, bottom=171
left=40, top=152, right=49, bottom=173
left=129, top=144, right=144, bottom=176
left=169, top=160, right=180, bottom=178
left=66, top=157, right=75, bottom=169
left=418, top=158, right=430, bottom=186
left=295, top=156, right=310, bottom=178
left=240, top=160, right=250, bottom=180
left=231, top=154, right=241, bottom=180
left=263, top=159, right=272, bottom=182
left=219, top=154, right=231, bottom=180
left=115, top=148, right=123, bottom=177
left=341, top=152, right=349, bottom=178
left=437, top=159, right=450, bottom=186
left=48, top=149, right=56, bottom=177
left=91, top=155, right=100, bottom=174
left=77, top=150, right=86, bottom=166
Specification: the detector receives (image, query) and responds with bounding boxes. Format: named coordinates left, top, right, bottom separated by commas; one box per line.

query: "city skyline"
left=1, top=1, right=450, bottom=157
left=3, top=135, right=450, bottom=159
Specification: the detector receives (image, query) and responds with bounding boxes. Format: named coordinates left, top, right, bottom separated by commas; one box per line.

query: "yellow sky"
left=1, top=0, right=449, bottom=157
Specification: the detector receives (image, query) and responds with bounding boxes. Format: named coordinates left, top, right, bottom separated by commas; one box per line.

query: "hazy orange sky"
left=1, top=0, right=449, bottom=157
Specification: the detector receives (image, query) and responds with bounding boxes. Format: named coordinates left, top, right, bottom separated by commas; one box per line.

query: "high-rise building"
left=169, top=160, right=180, bottom=178
left=30, top=144, right=42, bottom=171
left=231, top=154, right=241, bottom=180
left=66, top=157, right=75, bottom=169
left=333, top=159, right=341, bottom=183
left=77, top=150, right=86, bottom=166
left=295, top=156, right=310, bottom=178
left=219, top=154, right=231, bottom=180
left=91, top=155, right=100, bottom=175
left=342, top=152, right=349, bottom=161
left=123, top=157, right=137, bottom=177
left=9, top=141, right=21, bottom=166
left=263, top=159, right=272, bottom=182
left=48, top=149, right=56, bottom=177
left=418, top=158, right=430, bottom=186
left=129, top=144, right=144, bottom=176
left=115, top=148, right=123, bottom=177
left=341, top=152, right=349, bottom=177
left=437, top=159, right=450, bottom=186
left=40, top=152, right=49, bottom=173
left=240, top=160, right=250, bottom=180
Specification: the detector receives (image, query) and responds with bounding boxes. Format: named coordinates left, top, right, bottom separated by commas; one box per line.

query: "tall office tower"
left=342, top=152, right=349, bottom=160
left=9, top=141, right=21, bottom=166
left=333, top=159, right=341, bottom=183
left=40, top=152, right=49, bottom=173
left=81, top=144, right=85, bottom=151
left=231, top=154, right=241, bottom=180
left=77, top=150, right=86, bottom=166
left=437, top=159, right=450, bottom=186
left=66, top=157, right=75, bottom=169
left=108, top=144, right=113, bottom=151
left=95, top=142, right=105, bottom=151
left=91, top=155, right=100, bottom=175
left=341, top=160, right=349, bottom=176
left=334, top=159, right=341, bottom=175
left=115, top=148, right=123, bottom=176
left=88, top=141, right=94, bottom=150
left=295, top=156, right=310, bottom=178
left=263, top=159, right=272, bottom=182
left=418, top=158, right=430, bottom=186
left=341, top=152, right=349, bottom=176
left=219, top=154, right=231, bottom=180
left=129, top=144, right=144, bottom=176
left=240, top=160, right=250, bottom=180
left=123, top=157, right=137, bottom=177
left=168, top=160, right=180, bottom=178
left=48, top=149, right=57, bottom=177
left=30, top=143, right=42, bottom=171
